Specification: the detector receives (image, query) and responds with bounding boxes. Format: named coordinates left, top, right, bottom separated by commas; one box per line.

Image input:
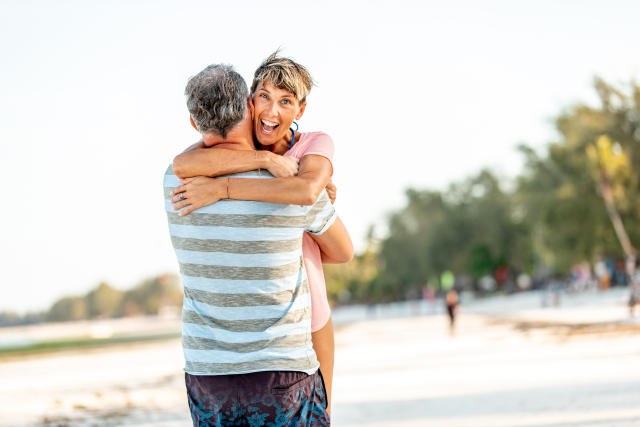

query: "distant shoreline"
left=0, top=332, right=181, bottom=360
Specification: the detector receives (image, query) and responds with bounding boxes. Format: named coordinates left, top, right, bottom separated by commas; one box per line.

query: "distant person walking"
left=445, top=288, right=459, bottom=335
left=441, top=271, right=458, bottom=334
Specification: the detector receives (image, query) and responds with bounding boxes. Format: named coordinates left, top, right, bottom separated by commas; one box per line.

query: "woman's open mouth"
left=260, top=119, right=279, bottom=135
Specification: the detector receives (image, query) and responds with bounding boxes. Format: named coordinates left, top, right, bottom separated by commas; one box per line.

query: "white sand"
left=2, top=289, right=639, bottom=426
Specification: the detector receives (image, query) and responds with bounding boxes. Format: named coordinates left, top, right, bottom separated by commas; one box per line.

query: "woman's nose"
left=267, top=101, right=279, bottom=117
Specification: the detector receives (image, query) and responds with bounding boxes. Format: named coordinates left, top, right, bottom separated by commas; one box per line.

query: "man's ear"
left=296, top=101, right=307, bottom=120
left=248, top=98, right=255, bottom=120
left=189, top=116, right=198, bottom=131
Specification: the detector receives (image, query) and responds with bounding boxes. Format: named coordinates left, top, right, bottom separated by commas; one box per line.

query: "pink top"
left=284, top=132, right=334, bottom=332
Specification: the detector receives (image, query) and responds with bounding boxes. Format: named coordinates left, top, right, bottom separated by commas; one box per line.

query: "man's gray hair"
left=185, top=64, right=248, bottom=138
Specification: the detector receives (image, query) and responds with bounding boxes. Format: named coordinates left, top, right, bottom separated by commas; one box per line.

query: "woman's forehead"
left=256, top=80, right=298, bottom=99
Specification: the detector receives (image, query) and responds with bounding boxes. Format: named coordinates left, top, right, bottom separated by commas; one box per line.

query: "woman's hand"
left=264, top=152, right=299, bottom=177
left=171, top=176, right=226, bottom=216
left=326, top=179, right=337, bottom=204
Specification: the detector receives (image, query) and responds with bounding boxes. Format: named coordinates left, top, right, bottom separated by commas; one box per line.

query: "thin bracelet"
left=255, top=150, right=261, bottom=175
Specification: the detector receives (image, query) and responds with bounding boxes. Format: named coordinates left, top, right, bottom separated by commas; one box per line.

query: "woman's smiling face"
left=250, top=80, right=306, bottom=146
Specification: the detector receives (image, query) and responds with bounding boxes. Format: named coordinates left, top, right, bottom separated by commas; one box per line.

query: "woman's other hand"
left=171, top=176, right=225, bottom=216
left=265, top=152, right=299, bottom=177
left=326, top=179, right=337, bottom=204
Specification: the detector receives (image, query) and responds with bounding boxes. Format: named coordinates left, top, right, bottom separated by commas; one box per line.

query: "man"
left=164, top=64, right=351, bottom=426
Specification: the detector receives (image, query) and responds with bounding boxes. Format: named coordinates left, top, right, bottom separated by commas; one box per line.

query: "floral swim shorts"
left=185, top=369, right=330, bottom=426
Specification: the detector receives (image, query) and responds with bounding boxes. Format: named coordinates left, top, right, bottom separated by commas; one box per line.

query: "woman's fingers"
left=268, top=155, right=299, bottom=177
left=173, top=199, right=191, bottom=210
left=282, top=157, right=299, bottom=176
left=171, top=191, right=188, bottom=203
left=179, top=178, right=194, bottom=184
left=326, top=180, right=337, bottom=204
left=179, top=203, right=200, bottom=216
left=171, top=184, right=188, bottom=196
left=170, top=176, right=218, bottom=215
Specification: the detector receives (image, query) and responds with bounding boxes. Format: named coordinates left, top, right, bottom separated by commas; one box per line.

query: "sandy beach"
left=1, top=288, right=639, bottom=427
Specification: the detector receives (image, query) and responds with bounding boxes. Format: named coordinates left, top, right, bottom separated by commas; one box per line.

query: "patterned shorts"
left=185, top=369, right=330, bottom=426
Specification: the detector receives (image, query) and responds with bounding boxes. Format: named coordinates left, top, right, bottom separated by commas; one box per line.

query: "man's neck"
left=202, top=118, right=254, bottom=150
left=202, top=134, right=254, bottom=151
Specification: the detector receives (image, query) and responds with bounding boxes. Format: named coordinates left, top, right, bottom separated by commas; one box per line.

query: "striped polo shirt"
left=164, top=166, right=337, bottom=376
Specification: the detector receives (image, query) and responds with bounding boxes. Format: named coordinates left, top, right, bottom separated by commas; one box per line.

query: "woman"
left=170, top=51, right=350, bottom=414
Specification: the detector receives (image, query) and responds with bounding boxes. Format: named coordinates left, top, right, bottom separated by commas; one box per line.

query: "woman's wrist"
left=212, top=177, right=228, bottom=200
left=256, top=150, right=271, bottom=170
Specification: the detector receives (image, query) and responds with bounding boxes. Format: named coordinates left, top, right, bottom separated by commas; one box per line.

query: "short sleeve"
left=305, top=190, right=337, bottom=235
left=287, top=132, right=335, bottom=176
left=300, top=132, right=334, bottom=162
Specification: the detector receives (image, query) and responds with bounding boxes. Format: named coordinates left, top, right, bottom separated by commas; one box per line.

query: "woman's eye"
left=259, top=93, right=268, bottom=99
left=281, top=99, right=290, bottom=105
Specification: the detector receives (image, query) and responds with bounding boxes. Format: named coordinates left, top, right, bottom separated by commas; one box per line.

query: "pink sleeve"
left=300, top=132, right=334, bottom=162
left=293, top=132, right=334, bottom=176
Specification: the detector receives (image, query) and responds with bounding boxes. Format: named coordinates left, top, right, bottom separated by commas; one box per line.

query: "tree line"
left=324, top=78, right=640, bottom=304
left=0, top=274, right=182, bottom=326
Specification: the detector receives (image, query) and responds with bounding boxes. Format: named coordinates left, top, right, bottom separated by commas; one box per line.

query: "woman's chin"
left=256, top=137, right=276, bottom=146
left=256, top=132, right=284, bottom=147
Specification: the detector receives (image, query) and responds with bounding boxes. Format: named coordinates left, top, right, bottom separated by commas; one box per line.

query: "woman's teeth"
left=261, top=119, right=278, bottom=133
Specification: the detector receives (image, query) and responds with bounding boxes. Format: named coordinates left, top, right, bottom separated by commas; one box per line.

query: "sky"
left=1, top=0, right=639, bottom=313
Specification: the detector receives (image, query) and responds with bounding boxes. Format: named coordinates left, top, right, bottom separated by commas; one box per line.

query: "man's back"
left=164, top=166, right=336, bottom=376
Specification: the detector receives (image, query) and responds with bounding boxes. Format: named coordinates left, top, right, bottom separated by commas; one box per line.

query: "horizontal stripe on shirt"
left=180, top=274, right=306, bottom=294
left=170, top=235, right=301, bottom=254
left=182, top=295, right=310, bottom=321
left=183, top=283, right=308, bottom=307
left=181, top=333, right=309, bottom=353
left=182, top=320, right=311, bottom=344
left=174, top=248, right=301, bottom=267
left=183, top=345, right=312, bottom=364
left=169, top=223, right=299, bottom=241
left=182, top=306, right=310, bottom=332
left=179, top=259, right=302, bottom=280
left=167, top=212, right=311, bottom=228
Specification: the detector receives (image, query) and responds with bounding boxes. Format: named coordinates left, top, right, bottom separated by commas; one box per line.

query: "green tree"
left=47, top=297, right=87, bottom=322
left=86, top=282, right=123, bottom=318
left=367, top=169, right=532, bottom=300
left=119, top=274, right=182, bottom=316
left=517, top=78, right=640, bottom=270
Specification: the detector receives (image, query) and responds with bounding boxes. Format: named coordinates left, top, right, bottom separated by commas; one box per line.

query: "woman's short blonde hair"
left=250, top=50, right=314, bottom=104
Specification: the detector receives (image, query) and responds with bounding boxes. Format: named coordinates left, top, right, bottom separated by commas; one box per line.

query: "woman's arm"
left=227, top=154, right=332, bottom=205
left=173, top=148, right=299, bottom=179
left=171, top=154, right=333, bottom=214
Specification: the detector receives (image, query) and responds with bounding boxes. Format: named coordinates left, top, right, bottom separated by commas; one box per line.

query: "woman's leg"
left=312, top=317, right=335, bottom=415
